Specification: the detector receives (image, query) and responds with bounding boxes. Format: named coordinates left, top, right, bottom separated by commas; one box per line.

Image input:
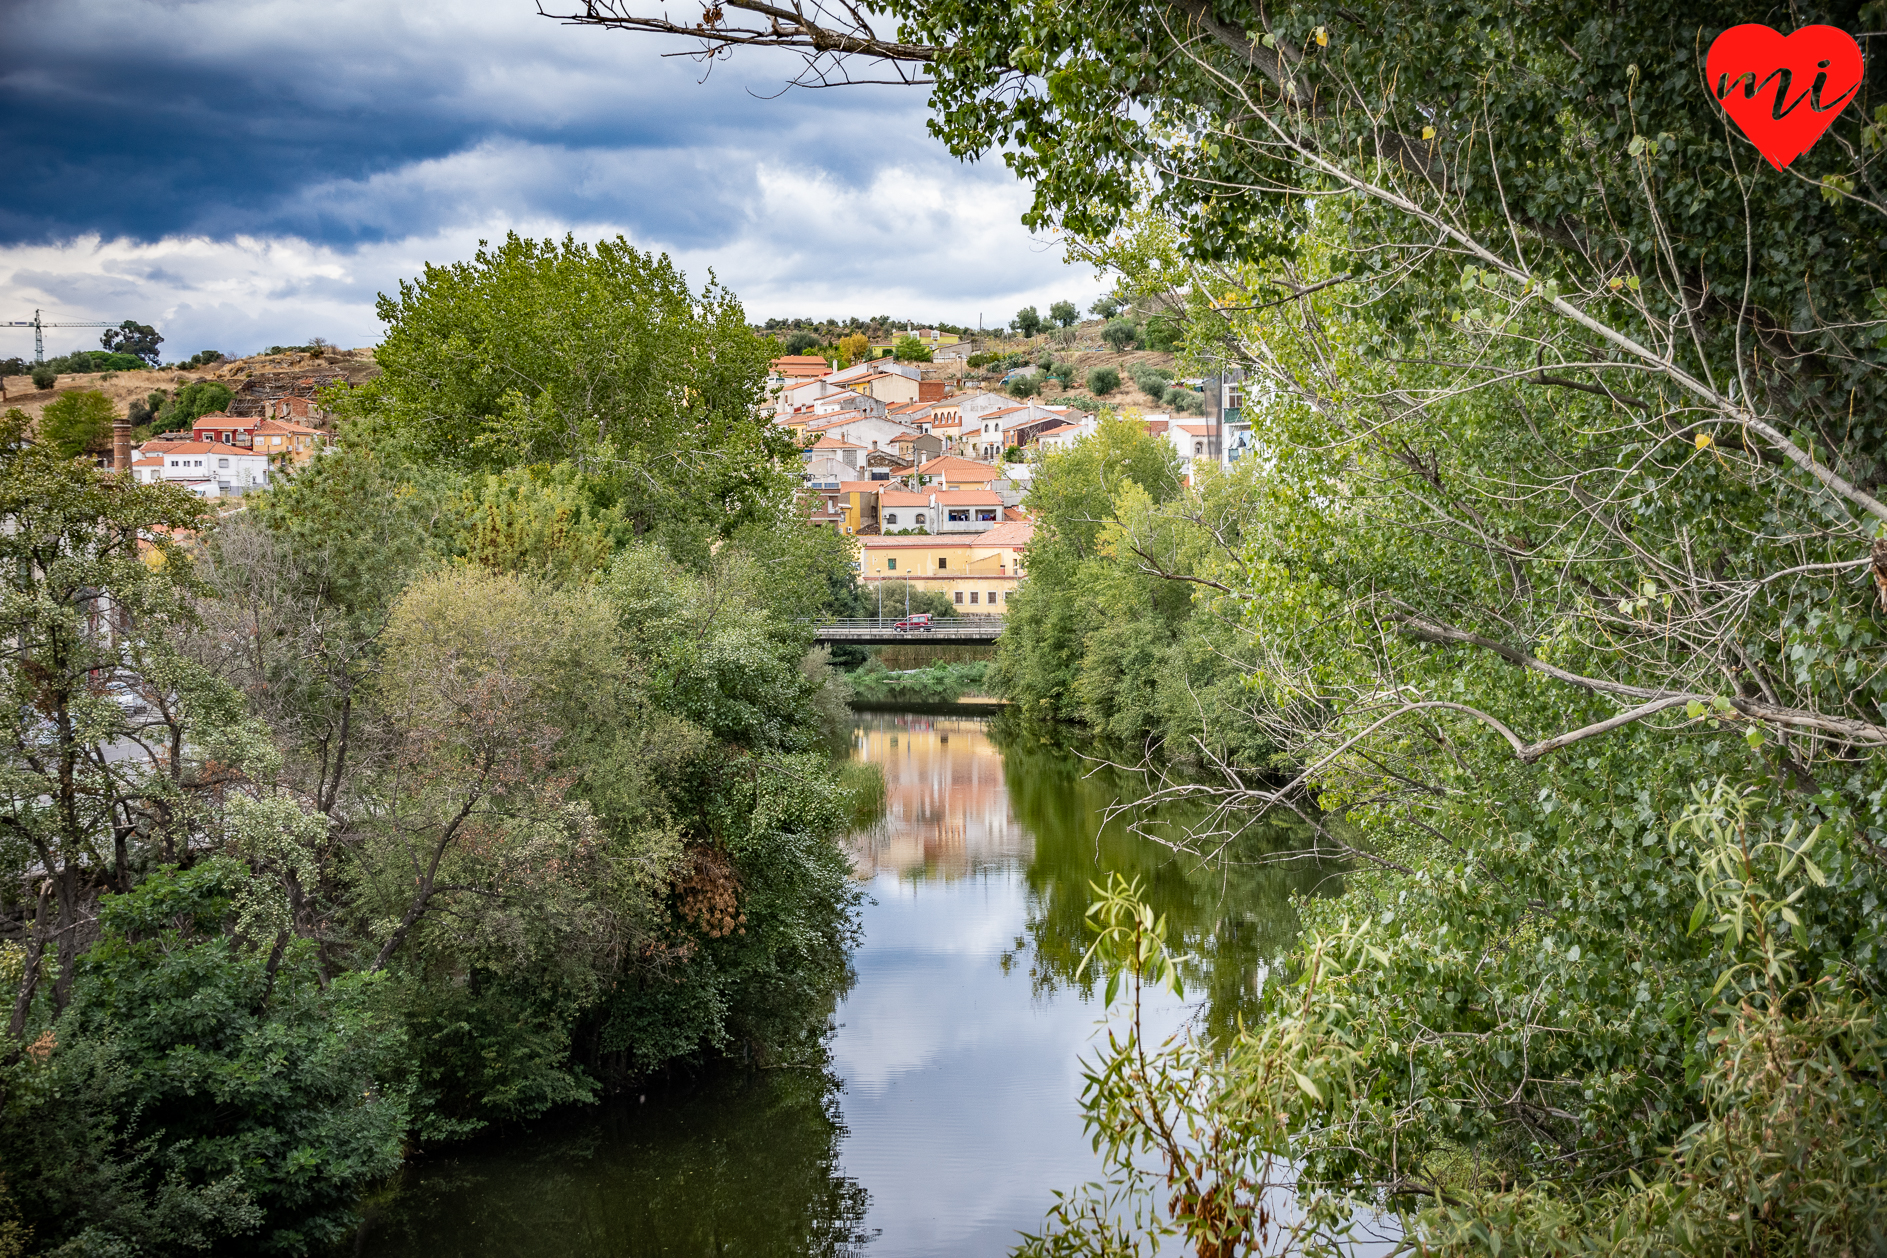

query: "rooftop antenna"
left=4, top=310, right=126, bottom=363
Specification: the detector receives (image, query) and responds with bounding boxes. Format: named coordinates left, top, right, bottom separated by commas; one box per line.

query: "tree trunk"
left=7, top=880, right=52, bottom=1039
left=50, top=866, right=83, bottom=1014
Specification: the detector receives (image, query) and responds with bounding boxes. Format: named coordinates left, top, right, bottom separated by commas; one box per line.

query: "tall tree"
left=338, top=233, right=795, bottom=555
left=100, top=321, right=163, bottom=365
left=34, top=391, right=117, bottom=460
left=0, top=412, right=221, bottom=1028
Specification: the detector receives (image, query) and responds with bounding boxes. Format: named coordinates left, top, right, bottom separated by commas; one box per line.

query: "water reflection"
left=992, top=717, right=1339, bottom=1040
left=357, top=712, right=1334, bottom=1258
left=357, top=1069, right=871, bottom=1257
left=846, top=716, right=1030, bottom=877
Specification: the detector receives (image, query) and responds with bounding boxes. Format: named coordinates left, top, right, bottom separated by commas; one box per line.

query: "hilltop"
left=0, top=345, right=380, bottom=428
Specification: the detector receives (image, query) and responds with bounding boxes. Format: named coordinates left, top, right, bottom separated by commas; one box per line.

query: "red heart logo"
left=1705, top=24, right=1862, bottom=170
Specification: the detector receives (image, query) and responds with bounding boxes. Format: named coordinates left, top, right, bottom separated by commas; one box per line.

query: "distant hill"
left=0, top=346, right=380, bottom=428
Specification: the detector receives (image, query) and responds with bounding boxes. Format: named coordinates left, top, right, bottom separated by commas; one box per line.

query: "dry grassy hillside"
left=0, top=346, right=380, bottom=426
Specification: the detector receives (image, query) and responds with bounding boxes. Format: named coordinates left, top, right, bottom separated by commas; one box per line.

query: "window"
left=886, top=557, right=897, bottom=571
left=1194, top=441, right=1205, bottom=455
left=953, top=591, right=963, bottom=603
left=218, top=458, right=230, bottom=468
left=987, top=591, right=997, bottom=604
left=976, top=509, right=997, bottom=522
left=936, top=557, right=948, bottom=570
left=969, top=591, right=978, bottom=604
left=915, top=513, right=927, bottom=524
left=885, top=513, right=898, bottom=524
left=1003, top=591, right=1011, bottom=601
left=948, top=509, right=970, bottom=522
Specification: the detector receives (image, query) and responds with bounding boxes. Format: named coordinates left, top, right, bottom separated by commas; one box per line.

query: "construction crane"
left=3, top=309, right=125, bottom=363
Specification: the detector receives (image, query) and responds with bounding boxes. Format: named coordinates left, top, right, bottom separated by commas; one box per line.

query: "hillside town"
left=770, top=330, right=1245, bottom=614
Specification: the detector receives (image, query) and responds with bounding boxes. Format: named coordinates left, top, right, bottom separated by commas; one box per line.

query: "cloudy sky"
left=0, top=0, right=1105, bottom=361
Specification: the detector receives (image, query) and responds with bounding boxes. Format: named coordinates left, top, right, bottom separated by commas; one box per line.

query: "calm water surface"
left=358, top=713, right=1334, bottom=1257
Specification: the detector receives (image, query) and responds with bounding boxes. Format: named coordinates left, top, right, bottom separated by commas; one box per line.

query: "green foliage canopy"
left=36, top=389, right=117, bottom=458
left=342, top=232, right=793, bottom=552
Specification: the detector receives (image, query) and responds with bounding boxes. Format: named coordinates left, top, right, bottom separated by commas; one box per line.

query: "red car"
left=893, top=613, right=933, bottom=632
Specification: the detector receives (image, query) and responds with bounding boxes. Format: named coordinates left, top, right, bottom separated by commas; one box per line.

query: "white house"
left=804, top=414, right=921, bottom=454
left=964, top=403, right=1084, bottom=459
left=878, top=489, right=933, bottom=533
left=955, top=391, right=1020, bottom=424
left=811, top=389, right=889, bottom=420
left=134, top=440, right=270, bottom=498
left=1166, top=420, right=1222, bottom=479
left=803, top=435, right=868, bottom=472
left=933, top=489, right=1006, bottom=534
left=873, top=487, right=1008, bottom=535
left=829, top=359, right=921, bottom=386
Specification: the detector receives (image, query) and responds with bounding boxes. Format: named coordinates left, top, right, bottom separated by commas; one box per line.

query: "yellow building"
left=858, top=521, right=1032, bottom=612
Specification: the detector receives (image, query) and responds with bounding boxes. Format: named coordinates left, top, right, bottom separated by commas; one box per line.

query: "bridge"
left=809, top=616, right=1006, bottom=645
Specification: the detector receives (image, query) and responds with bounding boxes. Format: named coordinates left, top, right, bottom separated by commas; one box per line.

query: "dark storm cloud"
left=0, top=0, right=937, bottom=247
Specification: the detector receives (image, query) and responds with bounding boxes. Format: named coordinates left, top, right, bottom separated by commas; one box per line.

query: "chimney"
left=113, top=417, right=132, bottom=474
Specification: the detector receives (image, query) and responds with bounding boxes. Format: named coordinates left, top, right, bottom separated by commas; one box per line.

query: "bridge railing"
left=804, top=616, right=1007, bottom=634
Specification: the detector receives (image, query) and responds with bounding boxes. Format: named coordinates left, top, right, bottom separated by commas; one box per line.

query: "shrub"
left=783, top=330, right=820, bottom=355
left=1101, top=319, right=1140, bottom=351
left=1128, top=363, right=1173, bottom=396
left=1142, top=316, right=1182, bottom=352
left=43, top=351, right=148, bottom=375
left=29, top=366, right=56, bottom=391
left=865, top=580, right=958, bottom=619
left=153, top=381, right=234, bottom=434
left=1086, top=366, right=1121, bottom=395
left=38, top=389, right=117, bottom=458
left=1009, top=374, right=1040, bottom=398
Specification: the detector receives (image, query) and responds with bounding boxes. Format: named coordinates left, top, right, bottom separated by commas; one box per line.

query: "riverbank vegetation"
left=847, top=659, right=990, bottom=703
left=949, top=4, right=1887, bottom=1253
left=0, top=234, right=868, bottom=1256
left=990, top=414, right=1277, bottom=768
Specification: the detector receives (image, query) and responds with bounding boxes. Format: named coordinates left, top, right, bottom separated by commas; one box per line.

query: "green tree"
left=1084, top=365, right=1119, bottom=395
left=783, top=329, right=820, bottom=355
left=1099, top=318, right=1139, bottom=351
left=0, top=410, right=219, bottom=1030
left=1011, top=306, right=1043, bottom=337
left=126, top=389, right=167, bottom=433
left=1048, top=300, right=1080, bottom=327
left=100, top=320, right=163, bottom=364
left=1007, top=374, right=1039, bottom=398
left=153, top=380, right=233, bottom=434
left=28, top=366, right=55, bottom=391
left=891, top=334, right=933, bottom=361
left=35, top=390, right=117, bottom=459
left=1, top=860, right=408, bottom=1256
left=340, top=233, right=792, bottom=557
left=1089, top=295, right=1123, bottom=319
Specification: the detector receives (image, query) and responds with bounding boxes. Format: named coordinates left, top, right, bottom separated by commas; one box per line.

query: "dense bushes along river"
left=0, top=237, right=871, bottom=1255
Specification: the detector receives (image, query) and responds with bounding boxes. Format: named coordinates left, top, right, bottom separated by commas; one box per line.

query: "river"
left=356, top=711, right=1334, bottom=1257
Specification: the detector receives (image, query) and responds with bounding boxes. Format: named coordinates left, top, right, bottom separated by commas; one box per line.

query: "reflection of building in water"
left=848, top=715, right=1031, bottom=878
